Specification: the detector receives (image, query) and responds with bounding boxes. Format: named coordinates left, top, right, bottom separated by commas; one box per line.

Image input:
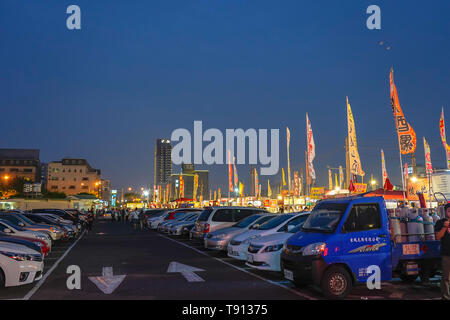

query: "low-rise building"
left=47, top=158, right=101, bottom=196
left=0, top=149, right=41, bottom=183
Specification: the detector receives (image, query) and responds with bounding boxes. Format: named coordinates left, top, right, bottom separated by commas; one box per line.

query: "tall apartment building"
left=0, top=149, right=41, bottom=182
left=154, top=139, right=172, bottom=187
left=47, top=158, right=101, bottom=195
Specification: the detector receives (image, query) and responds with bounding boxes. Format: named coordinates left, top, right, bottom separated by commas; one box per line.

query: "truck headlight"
left=302, top=242, right=327, bottom=256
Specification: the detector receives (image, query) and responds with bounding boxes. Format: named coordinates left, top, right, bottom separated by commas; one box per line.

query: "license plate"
left=247, top=254, right=254, bottom=263
left=228, top=248, right=238, bottom=256
left=284, top=269, right=294, bottom=281
left=402, top=244, right=420, bottom=255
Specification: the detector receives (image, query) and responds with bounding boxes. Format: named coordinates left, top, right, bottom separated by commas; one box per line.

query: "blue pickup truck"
left=281, top=196, right=441, bottom=299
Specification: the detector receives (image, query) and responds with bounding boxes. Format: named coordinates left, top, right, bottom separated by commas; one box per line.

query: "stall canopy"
left=174, top=198, right=193, bottom=202
left=363, top=188, right=410, bottom=201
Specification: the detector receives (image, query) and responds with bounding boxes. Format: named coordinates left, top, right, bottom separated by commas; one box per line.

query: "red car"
left=9, top=235, right=50, bottom=256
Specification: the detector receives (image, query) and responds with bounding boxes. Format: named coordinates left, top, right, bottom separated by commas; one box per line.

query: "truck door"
left=340, top=203, right=392, bottom=282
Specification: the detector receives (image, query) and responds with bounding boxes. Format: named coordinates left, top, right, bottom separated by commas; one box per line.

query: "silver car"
left=190, top=207, right=269, bottom=240
left=204, top=214, right=276, bottom=251
left=168, top=214, right=200, bottom=235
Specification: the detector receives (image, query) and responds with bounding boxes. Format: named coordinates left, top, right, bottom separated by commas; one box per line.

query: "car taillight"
left=203, top=223, right=210, bottom=233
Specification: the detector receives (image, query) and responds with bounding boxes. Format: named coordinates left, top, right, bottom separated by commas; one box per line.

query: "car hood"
left=250, top=232, right=291, bottom=247
left=232, top=229, right=270, bottom=242
left=286, top=231, right=332, bottom=247
left=28, top=224, right=52, bottom=230
left=0, top=241, right=40, bottom=254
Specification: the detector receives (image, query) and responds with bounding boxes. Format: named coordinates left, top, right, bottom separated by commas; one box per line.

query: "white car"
left=227, top=213, right=304, bottom=261
left=0, top=220, right=52, bottom=248
left=0, top=241, right=44, bottom=287
left=246, top=213, right=310, bottom=271
left=148, top=212, right=170, bottom=229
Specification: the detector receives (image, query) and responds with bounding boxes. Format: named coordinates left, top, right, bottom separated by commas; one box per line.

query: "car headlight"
left=34, top=241, right=44, bottom=247
left=302, top=242, right=327, bottom=256
left=214, top=233, right=227, bottom=240
left=37, top=235, right=47, bottom=241
left=264, top=244, right=284, bottom=252
left=0, top=251, right=28, bottom=261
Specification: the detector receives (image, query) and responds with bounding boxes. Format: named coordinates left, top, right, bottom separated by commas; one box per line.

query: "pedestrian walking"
left=436, top=203, right=450, bottom=300
left=86, top=213, right=94, bottom=234
left=139, top=209, right=146, bottom=231
left=131, top=209, right=139, bottom=230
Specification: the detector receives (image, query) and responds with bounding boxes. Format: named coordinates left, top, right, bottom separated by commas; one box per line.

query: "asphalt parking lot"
left=0, top=219, right=443, bottom=300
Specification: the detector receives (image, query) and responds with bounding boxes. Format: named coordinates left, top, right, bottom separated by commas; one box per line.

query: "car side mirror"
left=287, top=225, right=295, bottom=232
left=251, top=224, right=260, bottom=229
left=19, top=222, right=25, bottom=227
left=4, top=228, right=11, bottom=233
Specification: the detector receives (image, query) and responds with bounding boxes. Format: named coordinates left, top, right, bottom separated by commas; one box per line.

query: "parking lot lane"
left=29, top=221, right=310, bottom=300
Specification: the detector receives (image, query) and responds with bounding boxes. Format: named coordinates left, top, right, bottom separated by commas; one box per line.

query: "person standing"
left=86, top=213, right=94, bottom=234
left=435, top=203, right=450, bottom=300
left=121, top=209, right=125, bottom=223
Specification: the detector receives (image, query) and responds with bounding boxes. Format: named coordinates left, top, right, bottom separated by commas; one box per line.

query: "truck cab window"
left=343, top=204, right=381, bottom=232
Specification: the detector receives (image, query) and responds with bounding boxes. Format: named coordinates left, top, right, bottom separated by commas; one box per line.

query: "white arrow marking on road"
left=167, top=262, right=205, bottom=282
left=88, top=267, right=126, bottom=294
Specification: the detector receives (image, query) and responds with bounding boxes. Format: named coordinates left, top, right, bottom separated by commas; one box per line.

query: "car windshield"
left=197, top=209, right=213, bottom=222
left=288, top=216, right=310, bottom=233
left=256, top=215, right=294, bottom=230
left=0, top=220, right=25, bottom=231
left=187, top=215, right=199, bottom=221
left=233, top=215, right=262, bottom=228
left=302, top=202, right=348, bottom=232
left=16, top=214, right=36, bottom=225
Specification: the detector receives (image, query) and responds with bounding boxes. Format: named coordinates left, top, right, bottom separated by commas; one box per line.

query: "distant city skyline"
left=2, top=1, right=450, bottom=192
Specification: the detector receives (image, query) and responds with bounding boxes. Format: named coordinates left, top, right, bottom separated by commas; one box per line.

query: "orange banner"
left=390, top=69, right=416, bottom=154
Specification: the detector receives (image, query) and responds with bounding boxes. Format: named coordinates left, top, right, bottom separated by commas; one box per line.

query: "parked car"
left=160, top=212, right=202, bottom=233
left=158, top=212, right=201, bottom=232
left=246, top=212, right=310, bottom=271
left=168, top=214, right=201, bottom=236
left=204, top=214, right=277, bottom=251
left=0, top=241, right=44, bottom=287
left=30, top=209, right=78, bottom=223
left=148, top=211, right=171, bottom=229
left=0, top=213, right=64, bottom=241
left=190, top=207, right=269, bottom=240
left=0, top=220, right=52, bottom=248
left=23, top=214, right=73, bottom=239
left=0, top=235, right=44, bottom=256
left=38, top=214, right=80, bottom=235
left=227, top=213, right=302, bottom=261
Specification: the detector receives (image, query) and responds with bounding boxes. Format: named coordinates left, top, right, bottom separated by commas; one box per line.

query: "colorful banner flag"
left=239, top=182, right=244, bottom=197
left=228, top=150, right=233, bottom=193
left=293, top=171, right=300, bottom=196
left=166, top=184, right=170, bottom=203
left=347, top=97, right=365, bottom=177
left=390, top=69, right=417, bottom=154
left=233, top=156, right=238, bottom=189
left=286, top=127, right=291, bottom=192
left=218, top=188, right=221, bottom=199
left=423, top=137, right=433, bottom=174
left=179, top=175, right=184, bottom=198
left=267, top=179, right=272, bottom=197
left=306, top=113, right=316, bottom=180
left=381, top=149, right=389, bottom=186
left=193, top=174, right=198, bottom=201
left=339, top=166, right=344, bottom=188
left=335, top=173, right=339, bottom=189
left=282, top=168, right=286, bottom=186
left=439, top=108, right=450, bottom=169
left=254, top=168, right=259, bottom=197
left=328, top=168, right=333, bottom=190
left=153, top=184, right=156, bottom=202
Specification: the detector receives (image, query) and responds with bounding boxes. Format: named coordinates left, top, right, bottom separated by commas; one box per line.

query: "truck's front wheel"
left=321, top=266, right=352, bottom=299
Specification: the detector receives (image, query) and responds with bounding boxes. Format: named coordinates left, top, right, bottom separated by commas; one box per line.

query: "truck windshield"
left=302, top=203, right=348, bottom=233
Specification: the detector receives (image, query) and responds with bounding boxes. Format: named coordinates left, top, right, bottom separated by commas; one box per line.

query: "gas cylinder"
left=407, top=208, right=425, bottom=242
left=397, top=207, right=408, bottom=243
left=388, top=209, right=402, bottom=242
left=420, top=209, right=435, bottom=241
